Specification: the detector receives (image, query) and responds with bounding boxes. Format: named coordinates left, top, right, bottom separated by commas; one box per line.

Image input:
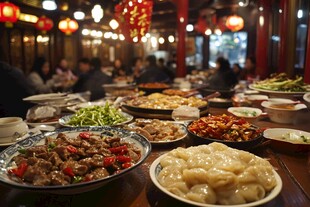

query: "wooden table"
left=0, top=107, right=309, bottom=207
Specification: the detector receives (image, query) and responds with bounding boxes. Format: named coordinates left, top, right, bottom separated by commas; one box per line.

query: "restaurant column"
left=173, top=0, right=188, bottom=77
left=256, top=0, right=271, bottom=79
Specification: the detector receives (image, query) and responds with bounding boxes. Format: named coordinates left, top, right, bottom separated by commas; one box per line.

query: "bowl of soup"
left=261, top=99, right=307, bottom=124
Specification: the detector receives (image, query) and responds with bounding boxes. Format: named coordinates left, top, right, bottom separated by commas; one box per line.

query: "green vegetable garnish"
left=18, top=148, right=26, bottom=154
left=73, top=176, right=83, bottom=184
left=66, top=102, right=127, bottom=127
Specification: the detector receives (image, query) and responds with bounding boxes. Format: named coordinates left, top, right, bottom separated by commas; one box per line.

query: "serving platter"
left=59, top=112, right=133, bottom=127
left=150, top=153, right=282, bottom=207
left=126, top=119, right=187, bottom=144
left=249, top=84, right=310, bottom=96
left=0, top=126, right=151, bottom=194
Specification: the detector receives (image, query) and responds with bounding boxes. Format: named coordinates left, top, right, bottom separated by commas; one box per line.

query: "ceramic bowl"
left=0, top=117, right=29, bottom=143
left=227, top=106, right=262, bottom=123
left=261, top=99, right=307, bottom=124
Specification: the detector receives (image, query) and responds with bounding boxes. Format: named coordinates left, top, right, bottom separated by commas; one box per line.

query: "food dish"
left=249, top=84, right=310, bottom=96
left=227, top=107, right=262, bottom=123
left=66, top=101, right=106, bottom=112
left=0, top=126, right=151, bottom=194
left=263, top=128, right=310, bottom=153
left=126, top=119, right=187, bottom=144
left=150, top=143, right=282, bottom=207
left=59, top=112, right=133, bottom=127
left=187, top=115, right=263, bottom=149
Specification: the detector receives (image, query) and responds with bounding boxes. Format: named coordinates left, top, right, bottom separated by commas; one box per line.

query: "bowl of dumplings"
left=150, top=142, right=282, bottom=207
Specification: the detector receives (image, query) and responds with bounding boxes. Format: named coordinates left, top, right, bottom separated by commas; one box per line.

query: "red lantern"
left=115, top=0, right=153, bottom=43
left=0, top=2, right=20, bottom=28
left=226, top=15, right=244, bottom=32
left=194, top=16, right=208, bottom=34
left=35, top=16, right=53, bottom=34
left=58, top=18, right=79, bottom=35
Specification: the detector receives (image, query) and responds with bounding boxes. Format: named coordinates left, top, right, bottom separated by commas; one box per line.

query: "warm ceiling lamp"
left=42, top=0, right=57, bottom=11
left=58, top=18, right=79, bottom=35
left=35, top=16, right=53, bottom=34
left=0, top=2, right=20, bottom=28
left=109, top=19, right=119, bottom=30
left=225, top=15, right=244, bottom=32
left=74, top=10, right=85, bottom=20
left=92, top=4, right=103, bottom=23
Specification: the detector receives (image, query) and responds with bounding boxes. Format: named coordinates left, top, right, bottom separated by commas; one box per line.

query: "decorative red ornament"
left=58, top=18, right=79, bottom=35
left=115, top=0, right=153, bottom=43
left=35, top=16, right=53, bottom=34
left=194, top=16, right=208, bottom=34
left=226, top=15, right=244, bottom=32
left=0, top=2, right=20, bottom=28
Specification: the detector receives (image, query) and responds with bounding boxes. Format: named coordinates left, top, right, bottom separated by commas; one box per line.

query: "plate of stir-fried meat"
left=0, top=126, right=151, bottom=194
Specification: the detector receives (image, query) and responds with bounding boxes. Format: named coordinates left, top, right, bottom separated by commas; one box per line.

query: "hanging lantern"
left=194, top=16, right=208, bottom=34
left=115, top=0, right=153, bottom=43
left=226, top=15, right=244, bottom=32
left=58, top=18, right=79, bottom=35
left=0, top=2, right=20, bottom=28
left=35, top=16, right=53, bottom=34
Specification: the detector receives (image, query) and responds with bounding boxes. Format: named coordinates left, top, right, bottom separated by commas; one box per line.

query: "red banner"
left=115, top=0, right=153, bottom=43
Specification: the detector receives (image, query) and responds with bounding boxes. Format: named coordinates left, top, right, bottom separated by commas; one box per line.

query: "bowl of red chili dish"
left=187, top=114, right=263, bottom=150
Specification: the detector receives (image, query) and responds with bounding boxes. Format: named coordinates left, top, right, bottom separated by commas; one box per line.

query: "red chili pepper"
left=122, top=162, right=132, bottom=169
left=109, top=145, right=128, bottom=154
left=116, top=155, right=131, bottom=163
left=8, top=161, right=28, bottom=178
left=103, top=156, right=116, bottom=167
left=83, top=174, right=93, bottom=182
left=66, top=145, right=77, bottom=153
left=79, top=132, right=91, bottom=139
left=63, top=167, right=75, bottom=177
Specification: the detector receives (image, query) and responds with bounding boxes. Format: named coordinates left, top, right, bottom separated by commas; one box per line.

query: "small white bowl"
left=228, top=107, right=262, bottom=123
left=0, top=117, right=29, bottom=143
left=261, top=99, right=307, bottom=124
left=303, top=92, right=310, bottom=108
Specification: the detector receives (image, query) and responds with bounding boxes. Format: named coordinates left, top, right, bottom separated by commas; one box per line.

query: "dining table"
left=0, top=105, right=309, bottom=207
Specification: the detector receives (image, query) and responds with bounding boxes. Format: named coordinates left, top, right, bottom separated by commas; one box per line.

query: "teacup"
left=0, top=117, right=29, bottom=143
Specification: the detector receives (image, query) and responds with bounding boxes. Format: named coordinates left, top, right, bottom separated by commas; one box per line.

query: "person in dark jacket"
left=207, top=57, right=238, bottom=90
left=136, top=55, right=170, bottom=84
left=0, top=45, right=35, bottom=118
left=73, top=57, right=113, bottom=101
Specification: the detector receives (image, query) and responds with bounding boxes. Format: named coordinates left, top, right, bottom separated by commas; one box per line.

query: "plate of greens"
left=59, top=103, right=133, bottom=127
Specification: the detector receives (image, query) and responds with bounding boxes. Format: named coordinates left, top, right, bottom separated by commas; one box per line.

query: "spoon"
left=202, top=91, right=221, bottom=101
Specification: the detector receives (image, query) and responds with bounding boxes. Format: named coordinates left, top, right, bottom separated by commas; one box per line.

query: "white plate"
left=26, top=120, right=59, bottom=127
left=0, top=126, right=151, bottom=194
left=264, top=128, right=310, bottom=145
left=127, top=119, right=187, bottom=144
left=227, top=107, right=262, bottom=118
left=66, top=101, right=106, bottom=112
left=249, top=84, right=310, bottom=95
left=150, top=154, right=283, bottom=207
left=23, top=93, right=68, bottom=102
left=59, top=112, right=133, bottom=127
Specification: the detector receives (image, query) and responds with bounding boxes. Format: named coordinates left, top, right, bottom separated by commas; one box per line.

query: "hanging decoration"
left=58, top=18, right=79, bottom=35
left=194, top=16, right=208, bottom=34
left=0, top=2, right=20, bottom=28
left=226, top=15, right=244, bottom=32
left=35, top=16, right=53, bottom=34
left=115, top=0, right=153, bottom=43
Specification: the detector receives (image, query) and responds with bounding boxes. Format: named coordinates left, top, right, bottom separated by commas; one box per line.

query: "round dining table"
left=0, top=106, right=309, bottom=207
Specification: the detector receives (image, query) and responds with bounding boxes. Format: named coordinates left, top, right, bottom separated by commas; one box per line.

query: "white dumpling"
left=160, top=155, right=187, bottom=169
left=183, top=168, right=209, bottom=186
left=207, top=142, right=229, bottom=152
left=214, top=159, right=245, bottom=175
left=252, top=165, right=277, bottom=191
left=158, top=166, right=183, bottom=187
left=168, top=147, right=195, bottom=161
left=237, top=167, right=257, bottom=184
left=206, top=168, right=238, bottom=190
left=186, top=153, right=214, bottom=170
left=167, top=182, right=189, bottom=198
left=186, top=184, right=217, bottom=204
left=217, top=189, right=246, bottom=205
left=238, top=183, right=266, bottom=202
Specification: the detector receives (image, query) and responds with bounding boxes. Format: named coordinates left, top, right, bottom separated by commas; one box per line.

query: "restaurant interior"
left=0, top=0, right=310, bottom=207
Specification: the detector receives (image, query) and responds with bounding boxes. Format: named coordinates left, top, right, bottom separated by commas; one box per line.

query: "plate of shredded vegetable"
left=249, top=73, right=310, bottom=95
left=59, top=103, right=133, bottom=127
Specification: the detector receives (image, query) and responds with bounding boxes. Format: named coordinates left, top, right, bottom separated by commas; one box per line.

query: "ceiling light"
left=82, top=29, right=90, bottom=36
left=112, top=33, right=118, bottom=40
left=74, top=11, right=85, bottom=20
left=205, top=29, right=212, bottom=35
left=119, top=34, right=125, bottom=41
left=92, top=4, right=103, bottom=23
left=42, top=0, right=57, bottom=11
left=168, top=35, right=174, bottom=43
left=186, top=24, right=194, bottom=32
left=297, top=10, right=303, bottom=19
left=141, top=36, right=147, bottom=42
left=158, top=37, right=165, bottom=44
left=109, top=19, right=119, bottom=30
